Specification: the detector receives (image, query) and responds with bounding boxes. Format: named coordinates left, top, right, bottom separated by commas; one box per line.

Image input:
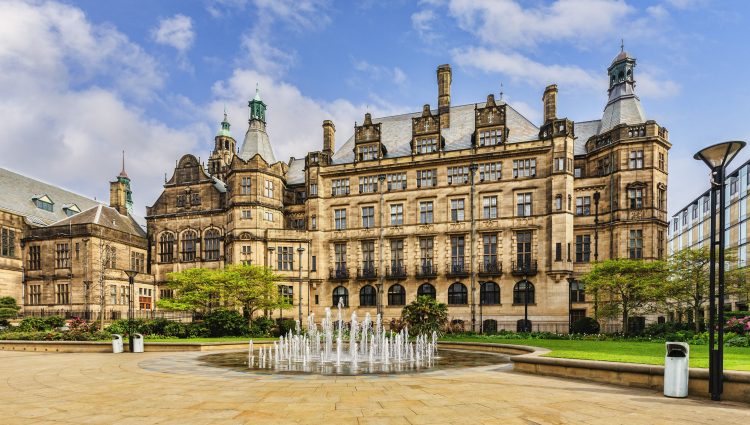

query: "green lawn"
left=441, top=336, right=750, bottom=371
left=143, top=336, right=275, bottom=343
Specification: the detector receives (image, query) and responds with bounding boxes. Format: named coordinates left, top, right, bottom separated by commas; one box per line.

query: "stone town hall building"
left=146, top=49, right=670, bottom=332
left=0, top=50, right=670, bottom=331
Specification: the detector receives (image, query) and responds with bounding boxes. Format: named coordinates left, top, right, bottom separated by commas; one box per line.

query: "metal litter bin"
left=112, top=334, right=123, bottom=354
left=132, top=333, right=144, bottom=353
left=664, top=342, right=689, bottom=398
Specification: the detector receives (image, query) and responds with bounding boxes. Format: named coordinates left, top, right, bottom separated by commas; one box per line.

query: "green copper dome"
left=216, top=109, right=232, bottom=138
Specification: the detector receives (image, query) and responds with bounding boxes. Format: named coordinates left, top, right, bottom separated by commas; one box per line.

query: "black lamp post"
left=523, top=278, right=531, bottom=332
left=593, top=191, right=601, bottom=262
left=297, top=246, right=305, bottom=324
left=124, top=269, right=138, bottom=353
left=694, top=140, right=746, bottom=401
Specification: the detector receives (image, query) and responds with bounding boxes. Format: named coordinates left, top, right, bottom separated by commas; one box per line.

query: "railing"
left=478, top=261, right=502, bottom=276
left=19, top=309, right=195, bottom=322
left=328, top=268, right=349, bottom=280
left=356, top=266, right=377, bottom=280
left=415, top=264, right=437, bottom=278
left=385, top=265, right=407, bottom=279
left=511, top=260, right=538, bottom=276
left=446, top=259, right=469, bottom=277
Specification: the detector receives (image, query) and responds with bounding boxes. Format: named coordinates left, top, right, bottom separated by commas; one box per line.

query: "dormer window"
left=62, top=204, right=80, bottom=217
left=357, top=145, right=378, bottom=161
left=478, top=129, right=502, bottom=146
left=32, top=195, right=54, bottom=212
left=415, top=137, right=438, bottom=154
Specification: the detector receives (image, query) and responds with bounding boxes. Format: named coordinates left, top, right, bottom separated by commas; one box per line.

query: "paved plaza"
left=0, top=349, right=748, bottom=425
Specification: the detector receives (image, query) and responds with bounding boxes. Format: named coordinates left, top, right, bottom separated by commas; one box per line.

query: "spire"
left=600, top=47, right=645, bottom=132
left=118, top=151, right=129, bottom=179
left=620, top=38, right=624, bottom=52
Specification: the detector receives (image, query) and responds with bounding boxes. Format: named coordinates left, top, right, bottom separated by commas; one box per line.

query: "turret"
left=110, top=151, right=133, bottom=216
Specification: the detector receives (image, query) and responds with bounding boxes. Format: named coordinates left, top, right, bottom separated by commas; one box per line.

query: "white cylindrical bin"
left=112, top=334, right=124, bottom=354
left=664, top=342, right=689, bottom=398
left=133, top=333, right=145, bottom=353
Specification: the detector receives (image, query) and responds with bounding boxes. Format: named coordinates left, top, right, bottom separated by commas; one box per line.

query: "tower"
left=110, top=152, right=133, bottom=216
left=238, top=84, right=276, bottom=163
left=208, top=108, right=236, bottom=181
left=600, top=43, right=645, bottom=132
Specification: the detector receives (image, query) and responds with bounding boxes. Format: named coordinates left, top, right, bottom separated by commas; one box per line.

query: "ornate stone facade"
left=146, top=50, right=670, bottom=332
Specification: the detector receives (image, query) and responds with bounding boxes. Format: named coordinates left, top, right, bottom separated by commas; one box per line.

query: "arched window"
left=333, top=286, right=349, bottom=307
left=517, top=319, right=532, bottom=332
left=159, top=232, right=175, bottom=263
left=204, top=229, right=221, bottom=261
left=417, top=283, right=436, bottom=299
left=448, top=282, right=468, bottom=305
left=360, top=285, right=376, bottom=307
left=181, top=230, right=197, bottom=262
left=483, top=319, right=498, bottom=334
left=513, top=281, right=535, bottom=305
left=388, top=284, right=406, bottom=306
left=480, top=282, right=500, bottom=305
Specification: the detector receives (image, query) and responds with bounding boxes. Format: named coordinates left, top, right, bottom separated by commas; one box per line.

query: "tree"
left=157, top=268, right=223, bottom=313
left=401, top=296, right=448, bottom=335
left=222, top=264, right=290, bottom=325
left=157, top=265, right=290, bottom=326
left=0, top=297, right=20, bottom=322
left=665, top=247, right=711, bottom=331
left=582, top=259, right=668, bottom=334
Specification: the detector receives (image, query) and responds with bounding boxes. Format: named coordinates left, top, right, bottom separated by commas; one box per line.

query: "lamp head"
left=694, top=141, right=746, bottom=170
left=124, top=269, right=138, bottom=279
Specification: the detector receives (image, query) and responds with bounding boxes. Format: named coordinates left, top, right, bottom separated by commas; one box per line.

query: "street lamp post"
left=523, top=277, right=531, bottom=332
left=124, top=269, right=139, bottom=353
left=593, top=191, right=601, bottom=262
left=297, top=246, right=305, bottom=324
left=694, top=140, right=746, bottom=401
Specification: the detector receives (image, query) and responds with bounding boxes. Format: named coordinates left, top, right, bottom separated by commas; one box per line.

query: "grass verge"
left=440, top=336, right=750, bottom=371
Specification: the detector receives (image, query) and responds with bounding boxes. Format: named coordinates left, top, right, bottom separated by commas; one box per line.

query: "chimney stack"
left=543, top=84, right=558, bottom=123
left=322, top=120, right=335, bottom=154
left=437, top=64, right=452, bottom=129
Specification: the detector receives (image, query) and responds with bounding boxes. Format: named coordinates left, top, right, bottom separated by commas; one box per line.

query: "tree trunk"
left=693, top=304, right=701, bottom=332
left=622, top=299, right=629, bottom=335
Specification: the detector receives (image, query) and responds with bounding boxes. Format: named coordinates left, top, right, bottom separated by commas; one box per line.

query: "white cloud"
left=152, top=14, right=195, bottom=53
left=352, top=60, right=408, bottom=86
left=447, top=0, right=634, bottom=48
left=238, top=0, right=330, bottom=76
left=411, top=9, right=439, bottom=43
left=205, top=0, right=250, bottom=18
left=665, top=0, right=709, bottom=10
left=637, top=71, right=681, bottom=99
left=210, top=69, right=409, bottom=162
left=0, top=1, right=201, bottom=212
left=0, top=0, right=163, bottom=101
left=452, top=47, right=603, bottom=90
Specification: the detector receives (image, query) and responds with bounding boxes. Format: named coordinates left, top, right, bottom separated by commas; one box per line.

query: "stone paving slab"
left=0, top=350, right=748, bottom=424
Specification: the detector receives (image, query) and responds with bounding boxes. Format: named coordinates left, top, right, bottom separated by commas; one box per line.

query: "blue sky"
left=0, top=0, right=748, bottom=215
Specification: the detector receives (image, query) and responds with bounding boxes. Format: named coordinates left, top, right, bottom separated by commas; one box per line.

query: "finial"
left=223, top=103, right=227, bottom=121
left=620, top=38, right=624, bottom=52
left=118, top=151, right=129, bottom=179
left=499, top=82, right=504, bottom=101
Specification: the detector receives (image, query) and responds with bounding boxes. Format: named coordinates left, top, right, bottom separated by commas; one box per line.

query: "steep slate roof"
left=574, top=120, right=601, bottom=156
left=0, top=168, right=102, bottom=226
left=49, top=204, right=146, bottom=238
left=331, top=102, right=540, bottom=164
left=239, top=121, right=277, bottom=164
left=286, top=158, right=306, bottom=185
left=600, top=95, right=646, bottom=133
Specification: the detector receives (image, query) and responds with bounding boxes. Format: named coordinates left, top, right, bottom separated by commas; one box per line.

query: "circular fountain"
left=199, top=300, right=509, bottom=376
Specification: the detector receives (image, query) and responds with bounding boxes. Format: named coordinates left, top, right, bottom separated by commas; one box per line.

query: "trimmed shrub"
left=250, top=317, right=275, bottom=337
left=570, top=317, right=601, bottom=335
left=18, top=316, right=65, bottom=332
left=276, top=318, right=297, bottom=336
left=203, top=309, right=249, bottom=337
